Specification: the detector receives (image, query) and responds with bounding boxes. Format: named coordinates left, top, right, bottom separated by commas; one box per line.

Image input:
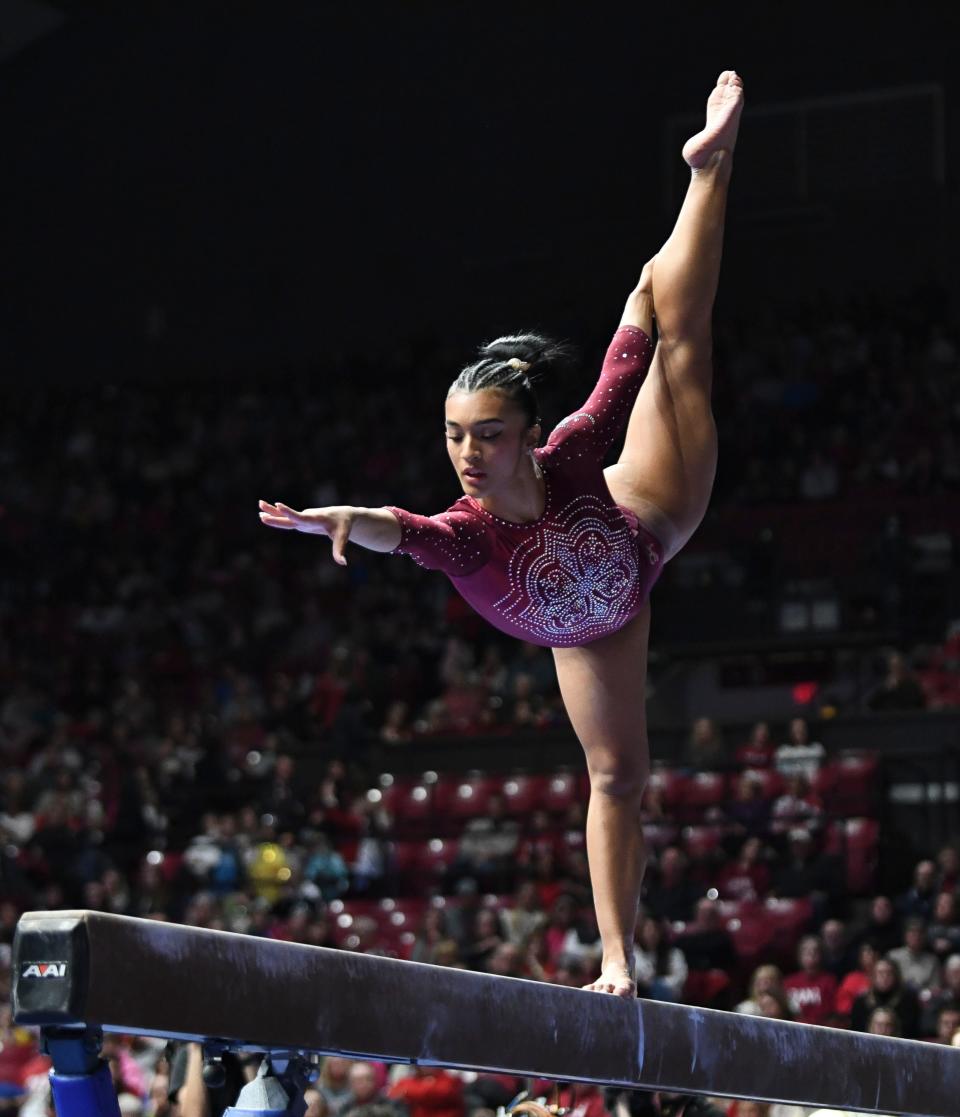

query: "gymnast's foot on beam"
left=681, top=69, right=744, bottom=169
left=584, top=956, right=636, bottom=998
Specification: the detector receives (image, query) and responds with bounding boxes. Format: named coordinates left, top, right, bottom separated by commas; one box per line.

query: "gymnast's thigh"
left=551, top=603, right=651, bottom=780
left=604, top=341, right=718, bottom=560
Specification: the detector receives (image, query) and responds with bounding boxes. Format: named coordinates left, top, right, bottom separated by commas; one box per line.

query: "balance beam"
left=13, top=910, right=960, bottom=1117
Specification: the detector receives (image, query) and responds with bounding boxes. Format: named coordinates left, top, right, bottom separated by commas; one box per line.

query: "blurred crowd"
left=2, top=702, right=960, bottom=1117
left=3, top=295, right=960, bottom=784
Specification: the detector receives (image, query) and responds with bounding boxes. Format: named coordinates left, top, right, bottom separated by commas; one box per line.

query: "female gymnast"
left=260, top=71, right=744, bottom=997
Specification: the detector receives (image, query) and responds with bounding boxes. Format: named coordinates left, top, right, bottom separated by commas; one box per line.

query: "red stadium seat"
left=373, top=775, right=434, bottom=829
left=725, top=912, right=775, bottom=967
left=499, top=773, right=548, bottom=816
left=642, top=822, right=680, bottom=851
left=542, top=771, right=578, bottom=813
left=844, top=817, right=880, bottom=893
left=681, top=824, right=725, bottom=859
left=823, top=754, right=880, bottom=817
left=683, top=771, right=729, bottom=813
left=420, top=837, right=460, bottom=881
left=647, top=768, right=688, bottom=815
left=441, top=774, right=500, bottom=821
left=683, top=969, right=731, bottom=1008
left=740, top=767, right=785, bottom=800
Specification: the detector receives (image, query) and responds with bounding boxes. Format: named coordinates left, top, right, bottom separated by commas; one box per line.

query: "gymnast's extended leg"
left=552, top=72, right=744, bottom=997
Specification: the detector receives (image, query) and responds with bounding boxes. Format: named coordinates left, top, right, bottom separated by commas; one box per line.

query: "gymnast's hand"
left=258, top=500, right=355, bottom=565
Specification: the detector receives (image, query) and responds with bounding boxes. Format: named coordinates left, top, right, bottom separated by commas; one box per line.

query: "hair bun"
left=478, top=331, right=577, bottom=376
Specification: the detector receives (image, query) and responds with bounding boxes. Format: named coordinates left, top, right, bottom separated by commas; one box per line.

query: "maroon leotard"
left=386, top=325, right=663, bottom=647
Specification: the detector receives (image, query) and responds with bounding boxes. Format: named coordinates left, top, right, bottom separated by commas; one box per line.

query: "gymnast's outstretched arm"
left=258, top=500, right=401, bottom=564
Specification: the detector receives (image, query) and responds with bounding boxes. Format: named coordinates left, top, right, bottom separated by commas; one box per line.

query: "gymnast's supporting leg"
left=552, top=606, right=653, bottom=997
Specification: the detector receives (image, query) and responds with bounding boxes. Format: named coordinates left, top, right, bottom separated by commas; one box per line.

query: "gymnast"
left=260, top=71, right=744, bottom=997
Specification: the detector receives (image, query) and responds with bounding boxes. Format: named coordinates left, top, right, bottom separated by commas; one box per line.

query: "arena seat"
left=420, top=837, right=460, bottom=882
left=740, top=767, right=785, bottom=800
left=725, top=912, right=776, bottom=968
left=374, top=775, right=434, bottom=830
left=842, top=817, right=880, bottom=893
left=542, top=771, right=578, bottom=813
left=647, top=768, right=688, bottom=815
left=818, top=754, right=880, bottom=817
left=499, top=773, right=548, bottom=815
left=682, top=968, right=731, bottom=1008
left=437, top=773, right=500, bottom=821
left=682, top=771, right=729, bottom=815
left=681, top=824, right=726, bottom=859
left=642, top=822, right=680, bottom=851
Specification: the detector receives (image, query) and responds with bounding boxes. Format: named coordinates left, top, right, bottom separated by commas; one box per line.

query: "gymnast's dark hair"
left=447, top=331, right=578, bottom=429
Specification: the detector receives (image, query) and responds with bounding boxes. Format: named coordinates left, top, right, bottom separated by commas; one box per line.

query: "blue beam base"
left=50, top=1063, right=122, bottom=1117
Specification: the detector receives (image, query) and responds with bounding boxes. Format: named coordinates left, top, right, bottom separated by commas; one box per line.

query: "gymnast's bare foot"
left=682, top=70, right=744, bottom=169
left=584, top=959, right=637, bottom=998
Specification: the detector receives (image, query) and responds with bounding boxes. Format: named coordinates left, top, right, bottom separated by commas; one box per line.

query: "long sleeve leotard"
left=385, top=325, right=663, bottom=647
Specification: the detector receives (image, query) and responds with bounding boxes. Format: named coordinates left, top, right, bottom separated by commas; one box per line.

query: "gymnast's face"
left=445, top=389, right=539, bottom=497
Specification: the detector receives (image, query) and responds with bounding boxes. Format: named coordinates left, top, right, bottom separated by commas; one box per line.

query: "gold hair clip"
left=507, top=358, right=531, bottom=372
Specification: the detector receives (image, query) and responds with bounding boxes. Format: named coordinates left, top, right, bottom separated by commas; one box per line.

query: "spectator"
left=319, top=1057, right=356, bottom=1117
left=734, top=721, right=776, bottom=768
left=346, top=1063, right=400, bottom=1114
left=556, top=908, right=603, bottom=974
left=633, top=916, right=687, bottom=1002
left=897, top=859, right=940, bottom=921
left=388, top=1069, right=464, bottom=1117
left=410, top=909, right=451, bottom=965
left=460, top=908, right=506, bottom=973
left=783, top=936, right=838, bottom=1026
left=516, top=809, right=563, bottom=872
left=646, top=847, right=703, bottom=924
left=304, top=835, right=350, bottom=902
left=452, top=794, right=519, bottom=893
left=866, top=1005, right=899, bottom=1037
left=715, top=835, right=772, bottom=901
left=501, top=881, right=547, bottom=947
left=552, top=953, right=588, bottom=988
left=934, top=1005, right=960, bottom=1044
left=673, top=898, right=736, bottom=974
left=834, top=937, right=878, bottom=1022
left=735, top=965, right=786, bottom=1016
left=774, top=718, right=825, bottom=780
left=928, top=892, right=960, bottom=959
left=687, top=717, right=725, bottom=769
left=853, top=895, right=902, bottom=956
left=770, top=774, right=823, bottom=836
left=850, top=958, right=920, bottom=1039
left=867, top=651, right=926, bottom=711
left=887, top=917, right=941, bottom=991
left=770, top=829, right=836, bottom=918
left=487, top=941, right=525, bottom=978
left=936, top=846, right=959, bottom=892
left=921, top=954, right=960, bottom=1034
left=819, top=919, right=853, bottom=979
left=542, top=894, right=580, bottom=967
left=723, top=779, right=772, bottom=843
left=755, top=989, right=794, bottom=1021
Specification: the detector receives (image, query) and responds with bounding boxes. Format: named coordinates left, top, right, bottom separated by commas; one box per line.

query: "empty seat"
left=542, top=771, right=578, bottom=813
left=499, top=773, right=548, bottom=815
left=683, top=771, right=729, bottom=813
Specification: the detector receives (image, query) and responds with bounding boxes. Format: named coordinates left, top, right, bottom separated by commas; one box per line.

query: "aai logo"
left=21, top=962, right=67, bottom=978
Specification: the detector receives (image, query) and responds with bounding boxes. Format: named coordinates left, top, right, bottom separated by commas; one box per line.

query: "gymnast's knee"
left=588, top=761, right=650, bottom=802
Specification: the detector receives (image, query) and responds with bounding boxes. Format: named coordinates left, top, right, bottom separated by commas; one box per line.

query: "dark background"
left=3, top=2, right=959, bottom=378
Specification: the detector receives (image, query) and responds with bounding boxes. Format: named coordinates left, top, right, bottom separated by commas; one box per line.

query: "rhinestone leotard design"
left=386, top=325, right=663, bottom=648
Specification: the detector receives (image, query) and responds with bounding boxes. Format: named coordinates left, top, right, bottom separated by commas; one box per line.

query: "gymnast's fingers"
left=331, top=518, right=350, bottom=566
left=259, top=512, right=297, bottom=529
